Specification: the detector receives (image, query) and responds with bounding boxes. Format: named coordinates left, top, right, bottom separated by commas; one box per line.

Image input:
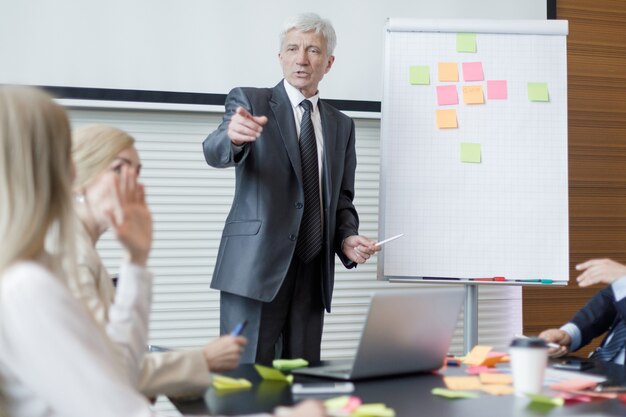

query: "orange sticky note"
left=482, top=385, right=515, bottom=396
left=462, top=85, right=485, bottom=104
left=463, top=345, right=492, bottom=366
left=436, top=109, right=458, bottom=129
left=479, top=373, right=513, bottom=385
left=444, top=376, right=483, bottom=391
left=438, top=62, right=459, bottom=82
left=482, top=352, right=507, bottom=367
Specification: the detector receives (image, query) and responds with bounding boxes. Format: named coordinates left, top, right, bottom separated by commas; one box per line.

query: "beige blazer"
left=67, top=221, right=212, bottom=397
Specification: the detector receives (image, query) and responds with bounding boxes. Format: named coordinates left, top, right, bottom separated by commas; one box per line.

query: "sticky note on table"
left=462, top=85, right=485, bottom=104
left=462, top=62, right=484, bottom=81
left=432, top=387, right=479, bottom=399
left=212, top=375, right=252, bottom=391
left=409, top=65, right=430, bottom=85
left=479, top=372, right=513, bottom=385
left=272, top=358, right=308, bottom=370
left=444, top=376, right=483, bottom=390
left=528, top=82, right=549, bottom=101
left=254, top=364, right=290, bottom=382
left=527, top=393, right=565, bottom=407
left=487, top=80, right=507, bottom=100
left=438, top=62, right=459, bottom=82
left=457, top=33, right=477, bottom=53
left=461, top=143, right=481, bottom=163
left=436, top=85, right=458, bottom=105
left=463, top=345, right=492, bottom=365
left=352, top=403, right=396, bottom=417
left=481, top=385, right=515, bottom=396
left=436, top=109, right=457, bottom=129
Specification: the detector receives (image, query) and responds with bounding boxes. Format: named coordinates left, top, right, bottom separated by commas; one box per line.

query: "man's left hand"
left=342, top=235, right=380, bottom=264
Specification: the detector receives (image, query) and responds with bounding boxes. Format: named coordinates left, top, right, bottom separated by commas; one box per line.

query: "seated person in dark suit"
left=540, top=258, right=626, bottom=364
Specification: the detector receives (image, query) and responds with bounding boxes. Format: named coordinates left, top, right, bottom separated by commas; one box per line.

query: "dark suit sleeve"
left=202, top=88, right=252, bottom=168
left=570, top=287, right=619, bottom=349
left=334, top=118, right=359, bottom=268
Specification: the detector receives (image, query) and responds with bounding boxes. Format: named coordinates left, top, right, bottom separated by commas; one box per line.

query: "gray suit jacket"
left=202, top=81, right=359, bottom=312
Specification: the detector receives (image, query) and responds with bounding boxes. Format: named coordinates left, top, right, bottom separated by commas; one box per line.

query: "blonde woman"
left=70, top=124, right=246, bottom=397
left=0, top=85, right=159, bottom=416
left=0, top=86, right=326, bottom=417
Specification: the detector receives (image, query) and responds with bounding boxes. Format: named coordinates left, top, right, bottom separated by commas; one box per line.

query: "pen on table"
left=374, top=233, right=404, bottom=247
left=230, top=320, right=248, bottom=336
left=514, top=334, right=560, bottom=349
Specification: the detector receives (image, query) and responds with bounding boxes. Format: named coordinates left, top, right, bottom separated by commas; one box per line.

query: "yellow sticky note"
left=432, top=387, right=480, bottom=399
left=443, top=376, right=483, bottom=391
left=273, top=358, right=309, bottom=370
left=438, top=62, right=459, bottom=82
left=462, top=85, right=485, bottom=104
left=212, top=375, right=252, bottom=391
left=461, top=143, right=481, bottom=164
left=436, top=109, right=457, bottom=129
left=353, top=403, right=396, bottom=417
left=481, top=385, right=515, bottom=396
left=528, top=82, right=549, bottom=102
left=463, top=345, right=492, bottom=365
left=479, top=373, right=513, bottom=385
left=457, top=33, right=477, bottom=53
left=254, top=364, right=289, bottom=382
left=409, top=66, right=430, bottom=85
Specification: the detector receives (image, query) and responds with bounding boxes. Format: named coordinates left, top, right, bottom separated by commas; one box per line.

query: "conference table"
left=173, top=360, right=626, bottom=416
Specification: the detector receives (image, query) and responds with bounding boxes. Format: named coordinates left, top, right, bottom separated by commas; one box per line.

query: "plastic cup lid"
left=510, top=337, right=548, bottom=348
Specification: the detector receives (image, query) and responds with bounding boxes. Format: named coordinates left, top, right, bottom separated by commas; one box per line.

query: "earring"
left=75, top=193, right=85, bottom=204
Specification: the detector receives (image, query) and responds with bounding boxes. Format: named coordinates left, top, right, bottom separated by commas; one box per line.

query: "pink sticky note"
left=462, top=62, right=484, bottom=81
left=487, top=80, right=508, bottom=100
left=436, top=85, right=458, bottom=106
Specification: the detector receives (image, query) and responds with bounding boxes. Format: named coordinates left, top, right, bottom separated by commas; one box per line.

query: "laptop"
left=292, top=287, right=464, bottom=380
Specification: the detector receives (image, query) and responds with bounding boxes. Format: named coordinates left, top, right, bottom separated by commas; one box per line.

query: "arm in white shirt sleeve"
left=559, top=322, right=583, bottom=352
left=611, top=276, right=626, bottom=302
left=106, top=261, right=153, bottom=386
left=0, top=263, right=156, bottom=417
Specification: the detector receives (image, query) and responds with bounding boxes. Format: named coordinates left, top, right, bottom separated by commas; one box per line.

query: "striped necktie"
left=295, top=99, right=322, bottom=263
left=592, top=319, right=626, bottom=362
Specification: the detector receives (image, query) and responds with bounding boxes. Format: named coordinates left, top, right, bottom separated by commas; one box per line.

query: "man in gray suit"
left=202, top=13, right=379, bottom=365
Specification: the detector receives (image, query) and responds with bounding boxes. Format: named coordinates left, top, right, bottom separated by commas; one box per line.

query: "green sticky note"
left=409, top=65, right=430, bottom=85
left=272, top=358, right=309, bottom=370
left=431, top=387, right=479, bottom=399
left=254, top=364, right=288, bottom=381
left=526, top=393, right=565, bottom=407
left=457, top=33, right=477, bottom=53
left=461, top=143, right=481, bottom=163
left=353, top=404, right=396, bottom=417
left=528, top=82, right=549, bottom=102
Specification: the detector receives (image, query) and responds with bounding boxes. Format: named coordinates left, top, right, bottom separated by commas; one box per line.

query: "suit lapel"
left=270, top=82, right=302, bottom=185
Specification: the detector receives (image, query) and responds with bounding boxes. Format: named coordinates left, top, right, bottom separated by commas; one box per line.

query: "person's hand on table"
left=538, top=328, right=571, bottom=358
left=274, top=400, right=327, bottom=417
left=202, top=335, right=247, bottom=372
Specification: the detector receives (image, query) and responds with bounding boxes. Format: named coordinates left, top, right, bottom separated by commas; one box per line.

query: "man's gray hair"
left=279, top=13, right=337, bottom=55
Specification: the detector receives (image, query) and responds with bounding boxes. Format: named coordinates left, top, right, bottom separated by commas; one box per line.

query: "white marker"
left=375, top=233, right=404, bottom=247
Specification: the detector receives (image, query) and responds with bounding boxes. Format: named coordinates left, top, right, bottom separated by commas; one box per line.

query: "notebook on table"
left=292, top=287, right=464, bottom=380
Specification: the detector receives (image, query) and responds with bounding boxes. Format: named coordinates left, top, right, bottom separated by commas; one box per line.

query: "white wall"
left=1, top=0, right=547, bottom=101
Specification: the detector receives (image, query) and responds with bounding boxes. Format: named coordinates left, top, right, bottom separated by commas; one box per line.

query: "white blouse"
left=0, top=260, right=158, bottom=417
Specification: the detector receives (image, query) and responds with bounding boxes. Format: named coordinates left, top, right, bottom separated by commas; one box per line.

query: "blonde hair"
left=0, top=86, right=74, bottom=272
left=72, top=124, right=135, bottom=191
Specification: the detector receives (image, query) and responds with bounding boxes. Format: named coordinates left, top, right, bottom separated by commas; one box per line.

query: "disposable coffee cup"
left=509, top=337, right=548, bottom=396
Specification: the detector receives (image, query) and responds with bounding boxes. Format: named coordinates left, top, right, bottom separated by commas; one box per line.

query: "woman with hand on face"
left=0, top=86, right=327, bottom=417
left=70, top=124, right=247, bottom=398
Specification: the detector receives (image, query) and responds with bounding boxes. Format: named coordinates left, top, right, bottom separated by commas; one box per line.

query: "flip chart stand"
left=464, top=283, right=478, bottom=354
